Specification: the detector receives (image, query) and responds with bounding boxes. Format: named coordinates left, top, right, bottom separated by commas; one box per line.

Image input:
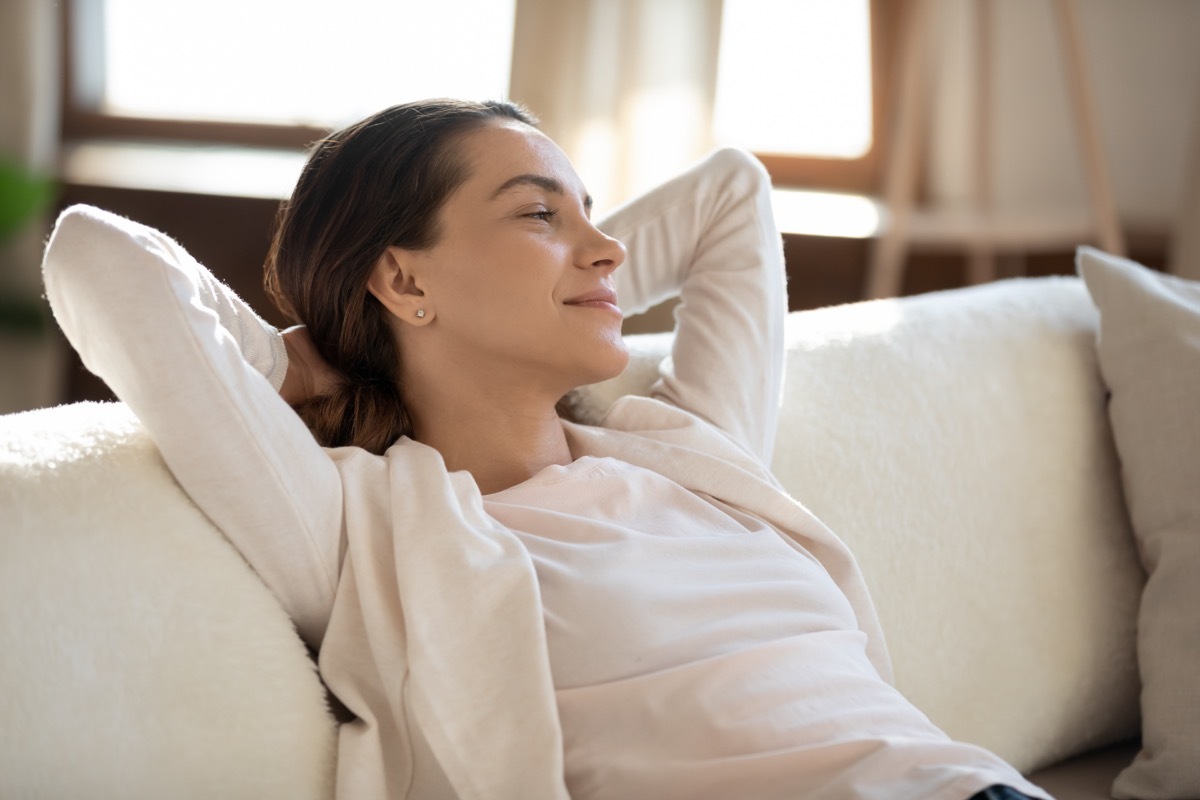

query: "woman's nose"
left=582, top=227, right=626, bottom=272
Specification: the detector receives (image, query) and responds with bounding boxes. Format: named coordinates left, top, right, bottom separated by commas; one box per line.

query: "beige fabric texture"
left=1077, top=246, right=1200, bottom=800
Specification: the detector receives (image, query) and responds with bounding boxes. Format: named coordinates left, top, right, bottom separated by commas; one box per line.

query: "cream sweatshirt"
left=42, top=148, right=1043, bottom=799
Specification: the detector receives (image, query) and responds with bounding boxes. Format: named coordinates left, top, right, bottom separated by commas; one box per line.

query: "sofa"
left=2, top=247, right=1197, bottom=799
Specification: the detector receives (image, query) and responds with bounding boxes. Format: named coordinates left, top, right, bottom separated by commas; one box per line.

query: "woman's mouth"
left=564, top=288, right=621, bottom=315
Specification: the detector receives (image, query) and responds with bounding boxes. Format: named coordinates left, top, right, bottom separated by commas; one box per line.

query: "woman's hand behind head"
left=280, top=325, right=345, bottom=407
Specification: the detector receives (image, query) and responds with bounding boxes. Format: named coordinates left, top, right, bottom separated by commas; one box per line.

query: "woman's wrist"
left=280, top=325, right=342, bottom=405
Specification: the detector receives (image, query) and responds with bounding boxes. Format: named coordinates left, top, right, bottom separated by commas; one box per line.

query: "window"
left=64, top=0, right=516, bottom=147
left=714, top=0, right=873, bottom=159
left=714, top=0, right=899, bottom=192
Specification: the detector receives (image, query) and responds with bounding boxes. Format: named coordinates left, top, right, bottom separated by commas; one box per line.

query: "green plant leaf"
left=0, top=160, right=56, bottom=242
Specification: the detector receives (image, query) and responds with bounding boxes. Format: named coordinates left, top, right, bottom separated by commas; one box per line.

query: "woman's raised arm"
left=600, top=148, right=787, bottom=464
left=43, top=205, right=341, bottom=646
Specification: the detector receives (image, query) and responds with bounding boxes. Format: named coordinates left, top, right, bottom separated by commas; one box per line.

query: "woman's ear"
left=367, top=247, right=433, bottom=325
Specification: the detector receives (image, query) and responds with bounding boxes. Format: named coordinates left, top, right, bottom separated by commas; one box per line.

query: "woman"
left=43, top=99, right=1048, bottom=800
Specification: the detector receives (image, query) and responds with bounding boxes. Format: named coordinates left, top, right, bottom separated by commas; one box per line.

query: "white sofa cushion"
left=1078, top=248, right=1200, bottom=800
left=0, top=401, right=337, bottom=799
left=581, top=276, right=1144, bottom=774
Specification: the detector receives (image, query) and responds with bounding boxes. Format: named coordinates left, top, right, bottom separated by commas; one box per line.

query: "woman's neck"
left=406, top=384, right=573, bottom=495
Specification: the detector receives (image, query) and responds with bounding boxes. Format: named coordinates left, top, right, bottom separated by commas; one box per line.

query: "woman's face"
left=409, top=121, right=629, bottom=396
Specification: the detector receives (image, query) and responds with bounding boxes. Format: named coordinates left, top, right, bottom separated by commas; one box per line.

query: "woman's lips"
left=564, top=289, right=621, bottom=315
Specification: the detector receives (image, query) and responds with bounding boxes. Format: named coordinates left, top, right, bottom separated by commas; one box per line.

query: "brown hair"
left=264, top=99, right=538, bottom=454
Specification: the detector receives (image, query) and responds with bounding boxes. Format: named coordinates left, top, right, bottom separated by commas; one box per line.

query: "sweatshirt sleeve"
left=42, top=204, right=341, bottom=646
left=599, top=148, right=787, bottom=464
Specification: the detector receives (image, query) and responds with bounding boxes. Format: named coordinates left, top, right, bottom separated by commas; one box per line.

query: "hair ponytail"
left=263, top=99, right=537, bottom=454
left=289, top=298, right=413, bottom=452
left=293, top=380, right=412, bottom=455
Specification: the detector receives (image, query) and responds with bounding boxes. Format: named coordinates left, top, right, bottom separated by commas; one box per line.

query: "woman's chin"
left=601, top=337, right=631, bottom=378
left=575, top=339, right=630, bottom=388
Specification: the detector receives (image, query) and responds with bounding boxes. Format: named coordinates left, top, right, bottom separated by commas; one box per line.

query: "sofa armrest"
left=0, top=402, right=337, bottom=799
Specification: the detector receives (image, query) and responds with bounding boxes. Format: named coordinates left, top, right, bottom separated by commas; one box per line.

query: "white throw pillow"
left=1078, top=246, right=1200, bottom=800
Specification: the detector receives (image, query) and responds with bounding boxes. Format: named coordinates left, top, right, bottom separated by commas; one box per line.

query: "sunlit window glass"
left=714, top=0, right=872, bottom=159
left=101, top=0, right=516, bottom=127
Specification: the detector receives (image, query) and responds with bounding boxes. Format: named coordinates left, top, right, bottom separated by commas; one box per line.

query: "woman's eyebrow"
left=491, top=174, right=593, bottom=210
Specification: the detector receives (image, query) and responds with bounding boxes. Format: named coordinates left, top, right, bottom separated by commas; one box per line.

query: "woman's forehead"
left=460, top=122, right=584, bottom=198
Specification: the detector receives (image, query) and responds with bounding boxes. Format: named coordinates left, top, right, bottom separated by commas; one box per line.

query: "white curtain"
left=510, top=0, right=724, bottom=215
left=0, top=0, right=63, bottom=412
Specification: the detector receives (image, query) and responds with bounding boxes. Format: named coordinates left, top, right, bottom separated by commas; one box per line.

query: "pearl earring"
left=416, top=309, right=426, bottom=319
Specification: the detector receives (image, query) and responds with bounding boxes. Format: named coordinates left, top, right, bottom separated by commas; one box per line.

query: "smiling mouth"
left=564, top=288, right=621, bottom=315
left=564, top=297, right=621, bottom=315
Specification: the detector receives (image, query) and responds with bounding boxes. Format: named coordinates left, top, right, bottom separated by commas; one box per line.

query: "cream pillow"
left=1077, top=246, right=1200, bottom=799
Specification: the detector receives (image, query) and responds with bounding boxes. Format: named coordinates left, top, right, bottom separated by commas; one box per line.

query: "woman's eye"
left=526, top=209, right=557, bottom=222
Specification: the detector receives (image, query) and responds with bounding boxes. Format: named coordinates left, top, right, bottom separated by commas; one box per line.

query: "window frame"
left=751, top=0, right=902, bottom=193
left=61, top=0, right=904, bottom=190
left=62, top=0, right=339, bottom=150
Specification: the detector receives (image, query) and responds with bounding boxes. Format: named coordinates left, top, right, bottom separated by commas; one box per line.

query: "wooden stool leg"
left=1169, top=87, right=1200, bottom=279
left=1051, top=0, right=1126, bottom=256
left=866, top=0, right=935, bottom=299
left=967, top=0, right=998, bottom=285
